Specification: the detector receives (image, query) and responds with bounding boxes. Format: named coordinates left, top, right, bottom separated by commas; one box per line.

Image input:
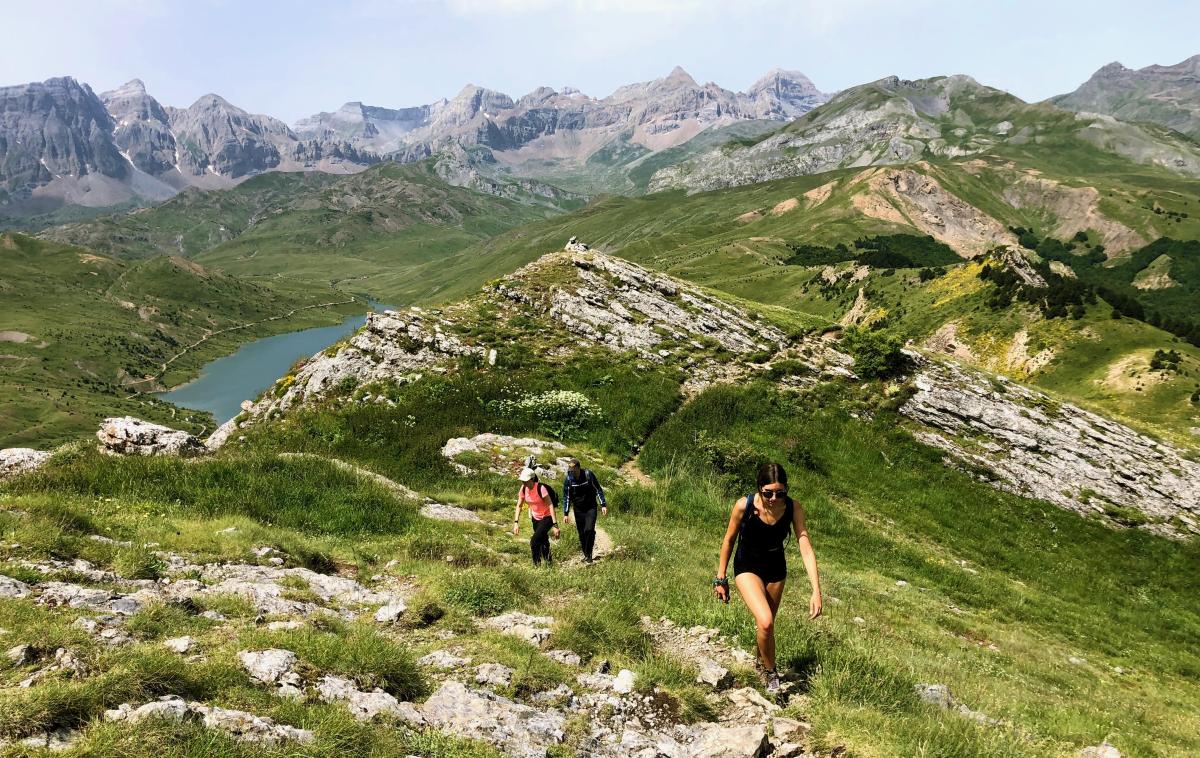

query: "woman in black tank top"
left=713, top=463, right=823, bottom=695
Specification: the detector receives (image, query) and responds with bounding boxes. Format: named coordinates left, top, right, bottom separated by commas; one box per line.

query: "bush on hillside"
left=490, top=389, right=602, bottom=439
left=842, top=328, right=906, bottom=379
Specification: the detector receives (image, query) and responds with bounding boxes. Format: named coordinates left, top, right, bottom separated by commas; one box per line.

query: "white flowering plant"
left=489, top=389, right=602, bottom=438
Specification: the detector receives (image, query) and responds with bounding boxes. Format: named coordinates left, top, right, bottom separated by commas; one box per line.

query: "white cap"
left=518, top=467, right=536, bottom=482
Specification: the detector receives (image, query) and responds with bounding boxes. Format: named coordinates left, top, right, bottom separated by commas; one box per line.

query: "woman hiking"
left=713, top=462, right=822, bottom=695
left=513, top=467, right=560, bottom=566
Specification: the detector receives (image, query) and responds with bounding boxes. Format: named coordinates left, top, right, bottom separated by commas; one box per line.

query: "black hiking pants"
left=574, top=506, right=598, bottom=561
left=530, top=516, right=554, bottom=565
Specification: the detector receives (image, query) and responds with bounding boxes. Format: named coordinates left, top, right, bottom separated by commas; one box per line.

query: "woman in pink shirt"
left=512, top=467, right=560, bottom=565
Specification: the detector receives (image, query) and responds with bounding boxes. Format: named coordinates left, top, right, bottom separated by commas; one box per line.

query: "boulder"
left=96, top=417, right=204, bottom=457
left=0, top=448, right=51, bottom=478
left=238, top=649, right=298, bottom=684
left=688, top=723, right=769, bottom=757
left=421, top=681, right=565, bottom=757
left=374, top=601, right=407, bottom=624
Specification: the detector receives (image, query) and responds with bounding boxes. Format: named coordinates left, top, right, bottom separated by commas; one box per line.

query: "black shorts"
left=734, top=550, right=787, bottom=584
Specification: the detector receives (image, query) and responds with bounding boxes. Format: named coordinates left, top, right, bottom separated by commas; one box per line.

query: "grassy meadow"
left=3, top=357, right=1198, bottom=756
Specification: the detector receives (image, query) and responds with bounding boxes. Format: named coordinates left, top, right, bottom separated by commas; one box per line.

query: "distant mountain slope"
left=1052, top=54, right=1200, bottom=140
left=649, top=75, right=1200, bottom=193
left=0, top=232, right=360, bottom=446
left=42, top=160, right=582, bottom=301
left=395, top=156, right=1200, bottom=446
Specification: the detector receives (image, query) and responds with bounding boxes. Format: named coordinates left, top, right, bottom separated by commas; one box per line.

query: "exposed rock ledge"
left=901, top=354, right=1200, bottom=538
left=234, top=250, right=834, bottom=433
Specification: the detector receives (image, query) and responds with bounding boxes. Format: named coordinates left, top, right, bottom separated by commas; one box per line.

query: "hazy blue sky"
left=4, top=0, right=1197, bottom=123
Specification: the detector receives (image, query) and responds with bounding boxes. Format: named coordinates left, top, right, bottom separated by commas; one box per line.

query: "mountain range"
left=0, top=67, right=825, bottom=221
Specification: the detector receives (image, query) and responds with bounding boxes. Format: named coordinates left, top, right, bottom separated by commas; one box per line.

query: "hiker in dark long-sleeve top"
left=562, top=458, right=606, bottom=563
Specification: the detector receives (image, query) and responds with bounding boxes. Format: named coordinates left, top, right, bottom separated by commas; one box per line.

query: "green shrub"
left=841, top=327, right=906, bottom=379
left=113, top=545, right=165, bottom=580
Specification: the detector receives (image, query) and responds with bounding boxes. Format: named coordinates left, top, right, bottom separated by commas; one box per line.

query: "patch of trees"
left=977, top=259, right=1096, bottom=320
left=1150, top=349, right=1182, bottom=372
left=784, top=234, right=961, bottom=269
left=1008, top=231, right=1200, bottom=346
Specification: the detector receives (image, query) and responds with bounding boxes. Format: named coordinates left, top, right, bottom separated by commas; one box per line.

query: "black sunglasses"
left=760, top=489, right=788, bottom=500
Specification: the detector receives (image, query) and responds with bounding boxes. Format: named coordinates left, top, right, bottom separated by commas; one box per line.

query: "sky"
left=3, top=0, right=1198, bottom=123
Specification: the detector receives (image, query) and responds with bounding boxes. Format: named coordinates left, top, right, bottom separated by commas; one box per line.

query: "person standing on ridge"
left=513, top=467, right=559, bottom=566
left=712, top=462, right=822, bottom=696
left=562, top=458, right=607, bottom=563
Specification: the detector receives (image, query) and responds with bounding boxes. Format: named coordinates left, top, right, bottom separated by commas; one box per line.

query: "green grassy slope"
left=370, top=157, right=1200, bottom=445
left=0, top=233, right=361, bottom=448
left=41, top=162, right=573, bottom=303
left=3, top=320, right=1195, bottom=755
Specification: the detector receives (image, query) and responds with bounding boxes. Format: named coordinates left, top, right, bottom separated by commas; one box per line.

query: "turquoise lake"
left=157, top=306, right=386, bottom=424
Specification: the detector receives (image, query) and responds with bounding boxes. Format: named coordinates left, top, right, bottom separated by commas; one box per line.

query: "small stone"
left=267, top=620, right=304, bottom=631
left=613, top=668, right=637, bottom=694
left=238, top=649, right=298, bottom=684
left=474, top=663, right=515, bottom=687
left=0, top=574, right=32, bottom=598
left=200, top=610, right=226, bottom=621
left=374, top=602, right=407, bottom=624
left=163, top=636, right=195, bottom=654
left=1069, top=656, right=1086, bottom=665
left=545, top=649, right=582, bottom=666
left=852, top=616, right=865, bottom=624
left=688, top=723, right=768, bottom=757
left=417, top=650, right=470, bottom=669
left=1078, top=743, right=1123, bottom=758
left=696, top=657, right=732, bottom=689
left=895, top=580, right=908, bottom=587
left=6, top=644, right=33, bottom=665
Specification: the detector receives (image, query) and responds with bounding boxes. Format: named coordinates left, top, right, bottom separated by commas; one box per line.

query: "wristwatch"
left=712, top=577, right=729, bottom=588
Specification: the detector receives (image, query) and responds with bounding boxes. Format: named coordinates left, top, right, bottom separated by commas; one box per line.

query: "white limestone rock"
left=0, top=448, right=51, bottom=478
left=96, top=417, right=204, bottom=457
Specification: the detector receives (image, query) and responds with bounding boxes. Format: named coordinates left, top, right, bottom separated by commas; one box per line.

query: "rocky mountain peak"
left=1054, top=52, right=1200, bottom=139
left=103, top=79, right=149, bottom=98
left=664, top=65, right=698, bottom=88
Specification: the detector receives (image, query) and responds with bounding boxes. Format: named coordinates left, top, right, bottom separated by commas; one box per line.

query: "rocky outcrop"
left=240, top=250, right=839, bottom=430
left=96, top=417, right=204, bottom=456
left=0, top=448, right=51, bottom=478
left=244, top=308, right=482, bottom=419
left=105, top=697, right=314, bottom=744
left=901, top=354, right=1200, bottom=537
left=497, top=252, right=787, bottom=360
left=421, top=680, right=567, bottom=757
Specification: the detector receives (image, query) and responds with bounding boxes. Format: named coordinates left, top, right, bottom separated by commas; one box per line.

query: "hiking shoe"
left=765, top=670, right=782, bottom=695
